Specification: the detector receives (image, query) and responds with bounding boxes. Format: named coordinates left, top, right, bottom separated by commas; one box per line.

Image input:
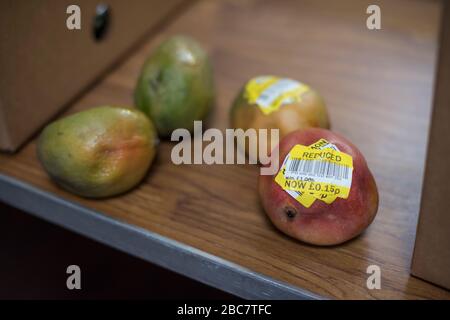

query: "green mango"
left=37, top=106, right=157, bottom=198
left=135, top=35, right=214, bottom=137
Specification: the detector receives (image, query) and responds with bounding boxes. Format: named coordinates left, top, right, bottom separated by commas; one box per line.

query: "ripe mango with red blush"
left=259, top=128, right=379, bottom=245
left=37, top=106, right=157, bottom=198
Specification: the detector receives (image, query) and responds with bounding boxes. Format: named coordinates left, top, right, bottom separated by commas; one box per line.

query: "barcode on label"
left=256, top=79, right=300, bottom=108
left=286, top=159, right=350, bottom=180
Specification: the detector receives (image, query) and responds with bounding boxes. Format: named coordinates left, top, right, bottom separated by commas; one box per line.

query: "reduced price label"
left=275, top=139, right=354, bottom=208
left=244, top=76, right=311, bottom=115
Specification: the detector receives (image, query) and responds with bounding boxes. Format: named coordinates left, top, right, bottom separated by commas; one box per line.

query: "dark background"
left=0, top=201, right=235, bottom=299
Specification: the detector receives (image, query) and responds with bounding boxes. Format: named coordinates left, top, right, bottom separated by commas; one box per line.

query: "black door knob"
left=93, top=3, right=110, bottom=41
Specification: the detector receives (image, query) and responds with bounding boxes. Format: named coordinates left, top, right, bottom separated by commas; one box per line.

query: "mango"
left=135, top=35, right=214, bottom=137
left=230, top=76, right=329, bottom=162
left=37, top=106, right=157, bottom=198
left=259, top=128, right=379, bottom=246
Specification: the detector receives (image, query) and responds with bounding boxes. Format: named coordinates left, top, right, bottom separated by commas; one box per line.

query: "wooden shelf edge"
left=0, top=173, right=324, bottom=300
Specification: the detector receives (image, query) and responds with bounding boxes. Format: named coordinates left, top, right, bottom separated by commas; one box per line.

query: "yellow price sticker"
left=275, top=139, right=353, bottom=208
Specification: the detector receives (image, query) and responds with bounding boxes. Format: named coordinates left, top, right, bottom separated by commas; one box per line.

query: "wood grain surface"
left=1, top=0, right=449, bottom=299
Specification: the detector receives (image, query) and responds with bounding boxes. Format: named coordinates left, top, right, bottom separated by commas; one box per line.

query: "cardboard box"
left=411, top=2, right=450, bottom=290
left=0, top=0, right=184, bottom=152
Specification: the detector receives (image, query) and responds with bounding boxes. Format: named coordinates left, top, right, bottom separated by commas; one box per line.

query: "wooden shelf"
left=1, top=0, right=449, bottom=299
